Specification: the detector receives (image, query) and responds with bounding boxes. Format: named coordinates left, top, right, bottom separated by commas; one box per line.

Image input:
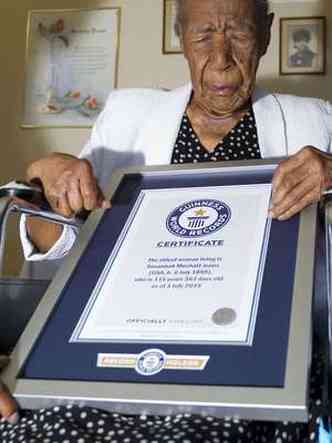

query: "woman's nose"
left=209, top=33, right=232, bottom=70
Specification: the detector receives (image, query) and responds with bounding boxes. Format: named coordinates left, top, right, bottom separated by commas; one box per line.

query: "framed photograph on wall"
left=163, top=0, right=182, bottom=54
left=280, top=17, right=326, bottom=75
left=22, top=8, right=121, bottom=128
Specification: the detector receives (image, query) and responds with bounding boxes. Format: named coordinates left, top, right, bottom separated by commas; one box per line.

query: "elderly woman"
left=20, top=0, right=332, bottom=259
left=1, top=0, right=332, bottom=441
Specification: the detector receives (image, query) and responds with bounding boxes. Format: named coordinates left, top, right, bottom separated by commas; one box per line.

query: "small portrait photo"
left=280, top=17, right=326, bottom=75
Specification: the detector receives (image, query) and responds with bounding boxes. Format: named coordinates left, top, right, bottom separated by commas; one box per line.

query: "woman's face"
left=181, top=0, right=272, bottom=118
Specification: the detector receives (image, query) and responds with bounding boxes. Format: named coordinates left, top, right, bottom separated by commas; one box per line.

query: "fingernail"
left=6, top=412, right=19, bottom=425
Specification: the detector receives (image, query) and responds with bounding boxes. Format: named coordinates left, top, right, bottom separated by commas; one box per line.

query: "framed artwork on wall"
left=280, top=17, right=326, bottom=75
left=22, top=8, right=121, bottom=128
left=163, top=0, right=182, bottom=54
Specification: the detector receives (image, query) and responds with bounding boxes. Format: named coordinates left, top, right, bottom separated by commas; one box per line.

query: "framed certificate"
left=3, top=161, right=318, bottom=422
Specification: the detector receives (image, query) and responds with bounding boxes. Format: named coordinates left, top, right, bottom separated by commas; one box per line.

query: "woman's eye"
left=228, top=27, right=254, bottom=41
left=195, top=35, right=211, bottom=43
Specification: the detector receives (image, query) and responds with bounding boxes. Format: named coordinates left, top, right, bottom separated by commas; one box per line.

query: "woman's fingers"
left=275, top=188, right=320, bottom=221
left=270, top=178, right=320, bottom=220
left=270, top=146, right=332, bottom=219
left=44, top=159, right=108, bottom=215
left=67, top=177, right=84, bottom=213
left=27, top=154, right=110, bottom=217
left=79, top=173, right=99, bottom=211
left=0, top=381, right=19, bottom=424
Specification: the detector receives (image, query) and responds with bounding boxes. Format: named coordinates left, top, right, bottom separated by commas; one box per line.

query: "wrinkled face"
left=181, top=0, right=271, bottom=117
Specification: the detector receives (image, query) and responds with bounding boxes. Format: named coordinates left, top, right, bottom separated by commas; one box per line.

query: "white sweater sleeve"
left=19, top=90, right=129, bottom=262
left=19, top=215, right=79, bottom=261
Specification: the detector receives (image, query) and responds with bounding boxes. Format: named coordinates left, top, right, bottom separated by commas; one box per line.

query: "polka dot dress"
left=171, top=108, right=261, bottom=165
left=0, top=108, right=324, bottom=442
left=0, top=346, right=323, bottom=442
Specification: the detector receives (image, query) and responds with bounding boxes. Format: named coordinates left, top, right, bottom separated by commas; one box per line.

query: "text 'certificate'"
left=72, top=184, right=272, bottom=345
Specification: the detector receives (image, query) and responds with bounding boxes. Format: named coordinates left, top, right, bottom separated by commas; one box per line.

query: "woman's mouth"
left=209, top=84, right=237, bottom=96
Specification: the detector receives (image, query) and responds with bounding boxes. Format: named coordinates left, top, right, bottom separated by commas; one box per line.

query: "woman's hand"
left=0, top=381, right=19, bottom=424
left=0, top=356, right=19, bottom=424
left=270, top=146, right=332, bottom=220
left=25, top=153, right=110, bottom=253
left=26, top=153, right=110, bottom=217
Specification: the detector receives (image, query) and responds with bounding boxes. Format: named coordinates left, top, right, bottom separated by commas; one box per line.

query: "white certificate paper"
left=72, top=184, right=272, bottom=345
left=23, top=9, right=120, bottom=127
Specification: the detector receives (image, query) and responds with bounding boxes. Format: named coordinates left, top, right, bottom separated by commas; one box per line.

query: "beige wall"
left=0, top=0, right=331, bottom=275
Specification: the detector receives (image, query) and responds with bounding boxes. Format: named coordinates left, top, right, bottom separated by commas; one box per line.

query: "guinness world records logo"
left=166, top=199, right=231, bottom=238
left=135, top=349, right=166, bottom=376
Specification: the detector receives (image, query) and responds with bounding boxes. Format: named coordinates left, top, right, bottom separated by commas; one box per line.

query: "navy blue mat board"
left=21, top=168, right=299, bottom=388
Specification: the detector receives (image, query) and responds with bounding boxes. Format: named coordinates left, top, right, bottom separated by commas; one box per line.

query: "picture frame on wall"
left=163, top=0, right=182, bottom=54
left=280, top=17, right=326, bottom=75
left=22, top=8, right=121, bottom=128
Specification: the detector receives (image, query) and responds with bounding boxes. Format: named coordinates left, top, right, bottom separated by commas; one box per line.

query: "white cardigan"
left=20, top=83, right=332, bottom=277
left=81, top=83, right=332, bottom=195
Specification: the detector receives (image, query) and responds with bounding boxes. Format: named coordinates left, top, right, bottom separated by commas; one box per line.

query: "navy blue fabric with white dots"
left=0, top=346, right=323, bottom=442
left=171, top=108, right=261, bottom=165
